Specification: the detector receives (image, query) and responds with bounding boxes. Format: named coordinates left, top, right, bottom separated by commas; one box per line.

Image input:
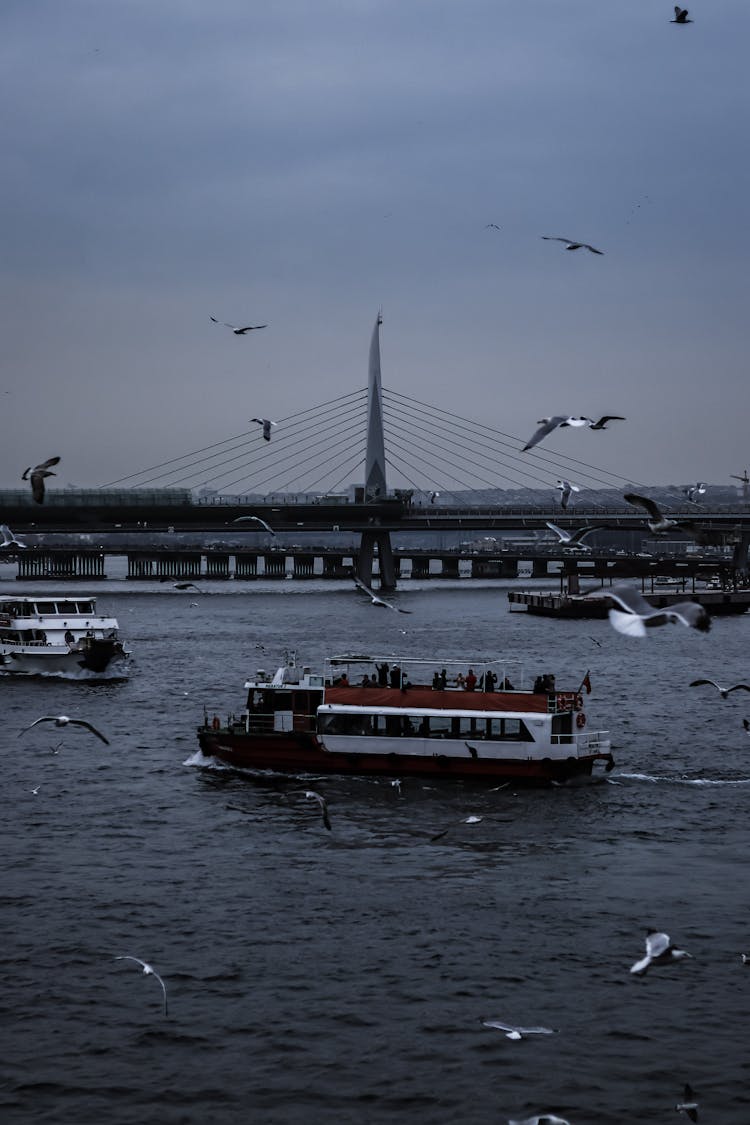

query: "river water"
left=1, top=576, right=749, bottom=1124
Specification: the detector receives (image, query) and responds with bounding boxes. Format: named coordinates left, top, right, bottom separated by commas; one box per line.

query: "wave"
left=614, top=771, right=750, bottom=787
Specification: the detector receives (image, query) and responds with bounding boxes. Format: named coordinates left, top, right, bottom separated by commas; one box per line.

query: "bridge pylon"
left=358, top=312, right=397, bottom=590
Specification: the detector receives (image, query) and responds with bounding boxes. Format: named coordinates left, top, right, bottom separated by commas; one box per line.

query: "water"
left=2, top=578, right=749, bottom=1124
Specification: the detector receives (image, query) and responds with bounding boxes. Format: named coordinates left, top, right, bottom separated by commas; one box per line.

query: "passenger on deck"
left=361, top=674, right=372, bottom=687
left=465, top=668, right=477, bottom=692
left=377, top=661, right=389, bottom=687
left=484, top=669, right=497, bottom=692
left=337, top=672, right=349, bottom=687
left=390, top=665, right=401, bottom=689
left=533, top=674, right=545, bottom=693
left=439, top=668, right=448, bottom=690
left=432, top=671, right=442, bottom=690
left=501, top=676, right=514, bottom=690
left=455, top=672, right=466, bottom=688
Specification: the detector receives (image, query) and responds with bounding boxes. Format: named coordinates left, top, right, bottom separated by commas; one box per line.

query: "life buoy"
left=574, top=694, right=584, bottom=711
left=576, top=712, right=586, bottom=729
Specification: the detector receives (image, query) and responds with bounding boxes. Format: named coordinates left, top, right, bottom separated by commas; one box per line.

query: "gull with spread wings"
left=353, top=575, right=412, bottom=614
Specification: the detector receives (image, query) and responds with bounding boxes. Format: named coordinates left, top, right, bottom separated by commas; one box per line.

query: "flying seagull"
left=587, top=415, right=625, bottom=430
left=541, top=235, right=604, bottom=255
left=21, top=456, right=60, bottom=504
left=508, top=1117, right=571, bottom=1125
left=353, top=575, right=412, bottom=614
left=630, top=930, right=691, bottom=975
left=683, top=482, right=707, bottom=504
left=545, top=521, right=595, bottom=549
left=173, top=582, right=203, bottom=592
left=624, top=492, right=689, bottom=534
left=0, top=524, right=26, bottom=549
left=689, top=678, right=750, bottom=699
left=233, top=515, right=276, bottom=535
left=304, top=790, right=332, bottom=831
left=522, top=415, right=589, bottom=452
left=18, top=715, right=110, bottom=745
left=675, top=1084, right=699, bottom=1122
left=485, top=223, right=502, bottom=231
left=481, top=1019, right=557, bottom=1040
left=210, top=316, right=267, bottom=335
left=599, top=583, right=711, bottom=637
left=250, top=417, right=278, bottom=442
left=671, top=7, right=693, bottom=23
left=430, top=814, right=483, bottom=842
left=556, top=480, right=580, bottom=510
left=114, top=956, right=168, bottom=1016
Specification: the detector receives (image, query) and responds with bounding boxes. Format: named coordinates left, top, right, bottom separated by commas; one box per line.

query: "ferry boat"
left=0, top=595, right=130, bottom=678
left=196, top=654, right=613, bottom=784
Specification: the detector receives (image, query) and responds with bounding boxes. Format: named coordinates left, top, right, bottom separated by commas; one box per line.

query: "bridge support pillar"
left=234, top=553, right=258, bottom=579
left=733, top=532, right=750, bottom=577
left=357, top=530, right=396, bottom=590
left=531, top=558, right=548, bottom=578
left=440, top=557, right=460, bottom=578
left=263, top=553, right=287, bottom=579
left=293, top=555, right=315, bottom=579
left=323, top=555, right=344, bottom=578
left=205, top=553, right=230, bottom=579
left=128, top=554, right=154, bottom=579
left=410, top=555, right=431, bottom=579
left=16, top=551, right=106, bottom=580
left=155, top=554, right=202, bottom=580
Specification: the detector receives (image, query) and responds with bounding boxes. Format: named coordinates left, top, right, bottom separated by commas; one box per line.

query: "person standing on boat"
left=484, top=669, right=497, bottom=692
left=465, top=668, right=477, bottom=691
left=440, top=668, right=448, bottom=690
left=432, top=671, right=442, bottom=690
left=377, top=661, right=389, bottom=687
left=389, top=665, right=401, bottom=689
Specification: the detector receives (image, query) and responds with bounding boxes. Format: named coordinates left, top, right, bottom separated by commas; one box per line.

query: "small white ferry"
left=0, top=595, right=130, bottom=679
left=197, top=653, right=613, bottom=784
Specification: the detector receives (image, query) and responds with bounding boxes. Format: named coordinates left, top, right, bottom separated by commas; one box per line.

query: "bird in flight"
left=18, top=715, right=110, bottom=744
left=522, top=416, right=589, bottom=453
left=624, top=492, right=691, bottom=534
left=555, top=479, right=580, bottom=510
left=484, top=223, right=502, bottom=231
left=233, top=515, right=275, bottom=535
left=304, top=790, right=332, bottom=831
left=173, top=582, right=203, bottom=593
left=541, top=236, right=604, bottom=255
left=545, top=521, right=595, bottom=549
left=671, top=7, right=693, bottom=23
left=689, top=678, right=750, bottom=699
left=683, top=482, right=707, bottom=504
left=114, top=956, right=168, bottom=1016
left=675, top=1084, right=699, bottom=1122
left=21, top=456, right=60, bottom=504
left=210, top=316, right=267, bottom=335
left=508, top=1116, right=571, bottom=1125
left=630, top=930, right=691, bottom=975
left=0, top=525, right=26, bottom=549
left=480, top=1019, right=557, bottom=1040
left=251, top=417, right=277, bottom=442
left=586, top=415, right=625, bottom=430
left=353, top=575, right=412, bottom=613
left=599, top=583, right=710, bottom=637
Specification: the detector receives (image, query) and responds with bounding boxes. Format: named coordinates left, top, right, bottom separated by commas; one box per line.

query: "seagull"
left=586, top=415, right=625, bottom=430
left=210, top=316, right=267, bottom=335
left=508, top=1117, right=571, bottom=1125
left=683, top=482, right=707, bottom=504
left=431, top=815, right=484, bottom=842
left=173, top=582, right=202, bottom=592
left=597, top=583, right=710, bottom=637
left=485, top=223, right=502, bottom=231
left=741, top=952, right=750, bottom=962
left=114, top=956, right=168, bottom=1016
left=250, top=417, right=277, bottom=441
left=0, top=524, right=26, bottom=549
left=675, top=1083, right=699, bottom=1122
left=541, top=235, right=604, bottom=255
left=689, top=678, right=750, bottom=699
left=233, top=515, right=276, bottom=535
left=545, top=521, right=595, bottom=549
left=30, top=786, right=41, bottom=795
left=21, top=456, right=60, bottom=504
left=304, top=790, right=332, bottom=831
left=671, top=7, right=693, bottom=23
left=630, top=931, right=691, bottom=975
left=18, top=715, right=110, bottom=745
left=353, top=575, right=412, bottom=614
left=481, top=1019, right=557, bottom=1040
left=556, top=480, right=580, bottom=510
left=624, top=492, right=689, bottom=534
left=522, top=416, right=590, bottom=452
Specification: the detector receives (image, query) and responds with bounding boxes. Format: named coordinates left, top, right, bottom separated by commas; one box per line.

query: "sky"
left=2, top=0, right=749, bottom=494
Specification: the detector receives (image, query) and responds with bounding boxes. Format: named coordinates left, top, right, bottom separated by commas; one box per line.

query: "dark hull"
left=196, top=728, right=610, bottom=785
left=77, top=638, right=129, bottom=673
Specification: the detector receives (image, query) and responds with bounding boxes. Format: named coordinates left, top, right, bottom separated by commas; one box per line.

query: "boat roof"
left=330, top=654, right=523, bottom=667
left=319, top=703, right=549, bottom=720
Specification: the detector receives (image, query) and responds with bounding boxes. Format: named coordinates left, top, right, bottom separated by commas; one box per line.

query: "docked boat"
left=0, top=595, right=130, bottom=678
left=197, top=654, right=613, bottom=784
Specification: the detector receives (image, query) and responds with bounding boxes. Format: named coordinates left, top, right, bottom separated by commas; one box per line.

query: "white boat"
left=0, top=595, right=130, bottom=679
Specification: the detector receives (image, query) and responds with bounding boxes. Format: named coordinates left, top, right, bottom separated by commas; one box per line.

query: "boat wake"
left=0, top=665, right=130, bottom=682
left=614, top=771, right=750, bottom=787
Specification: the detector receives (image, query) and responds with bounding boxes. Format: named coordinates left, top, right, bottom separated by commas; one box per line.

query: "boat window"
left=76, top=601, right=94, bottom=613
left=36, top=602, right=57, bottom=614
left=485, top=718, right=534, bottom=741
left=451, top=717, right=479, bottom=737
left=319, top=712, right=372, bottom=736
left=427, top=714, right=452, bottom=736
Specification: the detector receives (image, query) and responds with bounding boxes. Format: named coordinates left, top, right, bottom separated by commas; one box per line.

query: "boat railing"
left=550, top=730, right=610, bottom=755
left=242, top=712, right=317, bottom=734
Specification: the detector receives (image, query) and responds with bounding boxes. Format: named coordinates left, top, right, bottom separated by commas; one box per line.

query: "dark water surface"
left=2, top=579, right=749, bottom=1124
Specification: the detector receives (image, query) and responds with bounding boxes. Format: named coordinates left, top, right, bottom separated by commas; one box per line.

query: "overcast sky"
left=2, top=0, right=749, bottom=494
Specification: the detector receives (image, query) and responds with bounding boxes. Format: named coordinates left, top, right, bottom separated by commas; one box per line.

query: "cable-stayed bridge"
left=2, top=316, right=749, bottom=584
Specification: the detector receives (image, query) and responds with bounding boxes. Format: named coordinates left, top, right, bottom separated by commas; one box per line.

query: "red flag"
left=582, top=672, right=592, bottom=694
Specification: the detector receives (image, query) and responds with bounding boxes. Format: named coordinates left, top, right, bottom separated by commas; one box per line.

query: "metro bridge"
left=4, top=315, right=749, bottom=584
